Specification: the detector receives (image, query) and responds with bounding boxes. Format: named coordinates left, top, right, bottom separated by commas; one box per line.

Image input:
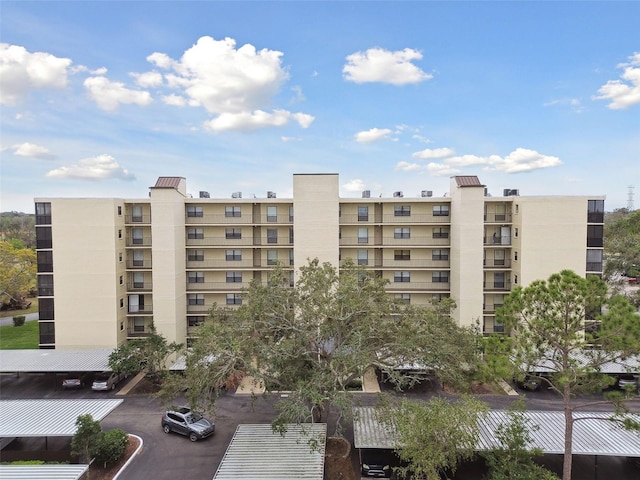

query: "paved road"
left=0, top=312, right=38, bottom=327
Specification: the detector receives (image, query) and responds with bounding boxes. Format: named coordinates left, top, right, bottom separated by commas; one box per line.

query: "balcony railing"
left=126, top=260, right=152, bottom=269
left=127, top=303, right=153, bottom=314
left=386, top=282, right=450, bottom=291
left=340, top=236, right=450, bottom=246
left=483, top=304, right=503, bottom=313
left=483, top=282, right=512, bottom=291
left=186, top=282, right=251, bottom=291
left=127, top=282, right=152, bottom=292
left=484, top=236, right=512, bottom=246
left=125, top=215, right=151, bottom=224
left=186, top=214, right=254, bottom=224
left=127, top=329, right=151, bottom=337
left=126, top=236, right=152, bottom=247
left=484, top=259, right=512, bottom=268
left=339, top=214, right=451, bottom=224
left=484, top=213, right=512, bottom=223
left=186, top=237, right=293, bottom=246
left=187, top=259, right=293, bottom=268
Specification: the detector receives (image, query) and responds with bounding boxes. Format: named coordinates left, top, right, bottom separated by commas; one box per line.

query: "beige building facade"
left=34, top=174, right=605, bottom=349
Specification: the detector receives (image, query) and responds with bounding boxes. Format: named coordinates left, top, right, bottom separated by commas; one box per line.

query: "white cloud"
left=426, top=162, right=460, bottom=176
left=412, top=134, right=432, bottom=144
left=148, top=36, right=289, bottom=114
left=84, top=76, right=153, bottom=111
left=11, top=142, right=55, bottom=159
left=395, top=161, right=423, bottom=172
left=343, top=47, right=432, bottom=85
left=0, top=43, right=72, bottom=106
left=281, top=136, right=301, bottom=142
left=354, top=128, right=392, bottom=143
left=488, top=148, right=561, bottom=173
left=412, top=147, right=455, bottom=159
left=342, top=179, right=366, bottom=192
left=203, top=109, right=314, bottom=132
left=46, top=154, right=135, bottom=181
left=543, top=97, right=584, bottom=113
left=444, top=154, right=489, bottom=167
left=131, top=71, right=163, bottom=88
left=594, top=52, right=640, bottom=109
left=161, top=94, right=188, bottom=106
left=290, top=85, right=305, bottom=103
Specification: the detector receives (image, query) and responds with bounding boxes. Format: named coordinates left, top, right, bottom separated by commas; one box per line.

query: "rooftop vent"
left=503, top=189, right=520, bottom=197
left=393, top=191, right=404, bottom=198
left=231, top=192, right=242, bottom=199
left=199, top=191, right=210, bottom=198
left=421, top=190, right=433, bottom=198
left=267, top=191, right=276, bottom=198
left=362, top=190, right=371, bottom=198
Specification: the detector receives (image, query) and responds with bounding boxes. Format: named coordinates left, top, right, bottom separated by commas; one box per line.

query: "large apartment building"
left=34, top=174, right=605, bottom=349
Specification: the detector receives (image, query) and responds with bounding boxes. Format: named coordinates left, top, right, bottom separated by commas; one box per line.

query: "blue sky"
left=1, top=1, right=639, bottom=212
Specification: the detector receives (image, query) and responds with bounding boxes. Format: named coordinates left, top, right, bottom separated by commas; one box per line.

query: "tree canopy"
left=604, top=209, right=640, bottom=279
left=166, top=258, right=479, bottom=435
left=496, top=269, right=640, bottom=480
left=0, top=241, right=36, bottom=310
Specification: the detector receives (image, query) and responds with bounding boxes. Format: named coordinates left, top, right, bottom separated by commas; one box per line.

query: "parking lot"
left=1, top=372, right=639, bottom=479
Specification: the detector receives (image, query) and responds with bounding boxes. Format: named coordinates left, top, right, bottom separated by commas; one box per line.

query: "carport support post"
left=594, top=455, right=598, bottom=480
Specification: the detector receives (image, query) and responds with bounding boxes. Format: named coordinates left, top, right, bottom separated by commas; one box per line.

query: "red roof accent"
left=154, top=177, right=183, bottom=189
left=454, top=175, right=483, bottom=187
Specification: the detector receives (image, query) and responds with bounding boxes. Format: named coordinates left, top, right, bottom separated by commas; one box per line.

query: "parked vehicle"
left=361, top=449, right=397, bottom=478
left=62, top=372, right=94, bottom=389
left=91, top=371, right=126, bottom=391
left=618, top=374, right=639, bottom=392
left=161, top=407, right=215, bottom=442
left=515, top=375, right=542, bottom=391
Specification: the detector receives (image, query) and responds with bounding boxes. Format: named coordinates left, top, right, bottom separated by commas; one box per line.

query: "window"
left=267, top=206, right=277, bottom=222
left=289, top=227, right=294, bottom=244
left=38, top=322, right=55, bottom=345
left=37, top=275, right=54, bottom=296
left=225, top=228, right=241, bottom=239
left=188, top=271, right=204, bottom=283
left=433, top=227, right=449, bottom=239
left=267, top=228, right=278, bottom=244
left=226, top=294, right=242, bottom=305
left=289, top=206, right=294, bottom=222
left=117, top=206, right=122, bottom=216
left=226, top=271, right=242, bottom=283
left=133, top=272, right=144, bottom=288
left=188, top=249, right=204, bottom=261
left=514, top=275, right=518, bottom=285
left=35, top=202, right=51, bottom=225
left=586, top=249, right=603, bottom=271
left=118, top=229, right=122, bottom=239
left=494, top=272, right=505, bottom=288
left=587, top=225, right=604, bottom=247
left=36, top=226, right=52, bottom=249
left=120, top=298, right=124, bottom=308
left=131, top=228, right=143, bottom=244
left=267, top=250, right=278, bottom=265
left=119, top=275, right=123, bottom=285
left=433, top=205, right=449, bottom=216
left=394, top=205, right=411, bottom=217
left=394, top=271, right=410, bottom=283
left=432, top=271, right=449, bottom=283
left=395, top=293, right=411, bottom=304
left=225, top=206, right=241, bottom=217
left=588, top=199, right=604, bottom=223
left=358, top=206, right=369, bottom=221
left=188, top=316, right=206, bottom=327
left=226, top=250, right=242, bottom=261
left=494, top=204, right=506, bottom=221
left=120, top=321, right=124, bottom=331
left=394, top=227, right=410, bottom=239
left=394, top=250, right=410, bottom=260
left=494, top=250, right=505, bottom=266
left=514, top=228, right=518, bottom=238
left=187, top=205, right=203, bottom=217
left=39, top=298, right=54, bottom=320
left=133, top=317, right=145, bottom=332
left=119, top=252, right=123, bottom=262
left=432, top=249, right=448, bottom=261
left=514, top=251, right=518, bottom=261
left=357, top=250, right=368, bottom=265
left=358, top=228, right=369, bottom=244
left=187, top=228, right=204, bottom=239
left=289, top=250, right=294, bottom=266
left=131, top=205, right=143, bottom=222
left=515, top=204, right=519, bottom=214
left=188, top=294, right=204, bottom=305
left=132, top=250, right=144, bottom=267
left=37, top=251, right=53, bottom=272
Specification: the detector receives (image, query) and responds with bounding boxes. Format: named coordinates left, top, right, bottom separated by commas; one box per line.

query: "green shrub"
left=93, top=429, right=129, bottom=468
left=12, top=315, right=26, bottom=327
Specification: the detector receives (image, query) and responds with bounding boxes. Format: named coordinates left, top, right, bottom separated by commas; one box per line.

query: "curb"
left=113, top=434, right=143, bottom=480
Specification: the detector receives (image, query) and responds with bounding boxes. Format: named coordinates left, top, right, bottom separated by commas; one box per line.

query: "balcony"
left=484, top=259, right=512, bottom=268
left=186, top=214, right=254, bottom=224
left=187, top=304, right=211, bottom=314
left=125, top=215, right=151, bottom=224
left=483, top=282, right=512, bottom=291
left=339, top=214, right=451, bottom=224
left=339, top=236, right=450, bottom=246
left=484, top=213, right=512, bottom=223
left=186, top=236, right=293, bottom=246
left=484, top=236, right=511, bottom=246
left=127, top=327, right=152, bottom=338
left=126, top=260, right=152, bottom=269
left=483, top=304, right=503, bottom=313
left=127, top=303, right=153, bottom=314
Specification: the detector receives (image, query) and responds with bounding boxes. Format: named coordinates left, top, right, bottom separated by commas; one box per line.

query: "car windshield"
left=187, top=412, right=203, bottom=423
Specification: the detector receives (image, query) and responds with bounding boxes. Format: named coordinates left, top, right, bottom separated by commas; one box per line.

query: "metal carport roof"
left=0, top=465, right=88, bottom=480
left=213, top=424, right=326, bottom=480
left=0, top=349, right=113, bottom=373
left=0, top=399, right=123, bottom=437
left=353, top=407, right=640, bottom=457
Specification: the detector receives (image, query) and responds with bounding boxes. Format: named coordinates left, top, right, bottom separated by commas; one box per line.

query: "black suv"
left=161, top=407, right=215, bottom=442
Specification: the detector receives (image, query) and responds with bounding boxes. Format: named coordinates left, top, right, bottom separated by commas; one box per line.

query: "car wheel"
left=163, top=424, right=171, bottom=434
left=189, top=432, right=198, bottom=442
left=111, top=383, right=115, bottom=390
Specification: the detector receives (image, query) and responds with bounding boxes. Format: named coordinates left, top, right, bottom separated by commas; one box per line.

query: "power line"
left=628, top=185, right=635, bottom=211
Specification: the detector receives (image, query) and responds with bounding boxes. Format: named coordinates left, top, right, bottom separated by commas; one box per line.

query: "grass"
left=0, top=320, right=39, bottom=349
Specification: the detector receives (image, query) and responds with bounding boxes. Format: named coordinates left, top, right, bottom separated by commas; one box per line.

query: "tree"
left=482, top=401, right=558, bottom=480
left=71, top=414, right=102, bottom=469
left=93, top=428, right=129, bottom=468
left=168, top=259, right=479, bottom=435
left=496, top=270, right=640, bottom=480
left=377, top=396, right=488, bottom=479
left=604, top=209, right=640, bottom=279
left=0, top=241, right=36, bottom=310
left=109, top=323, right=182, bottom=386
left=0, top=212, right=35, bottom=249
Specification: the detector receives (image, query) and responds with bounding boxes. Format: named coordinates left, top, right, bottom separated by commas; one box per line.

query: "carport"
left=0, top=349, right=112, bottom=373
left=0, top=464, right=88, bottom=480
left=213, top=423, right=326, bottom=480
left=353, top=406, right=640, bottom=475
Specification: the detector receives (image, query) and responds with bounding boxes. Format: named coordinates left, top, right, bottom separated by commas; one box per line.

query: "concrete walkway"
left=0, top=312, right=38, bottom=327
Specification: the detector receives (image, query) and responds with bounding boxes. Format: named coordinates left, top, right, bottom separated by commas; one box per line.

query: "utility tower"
left=628, top=185, right=635, bottom=211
